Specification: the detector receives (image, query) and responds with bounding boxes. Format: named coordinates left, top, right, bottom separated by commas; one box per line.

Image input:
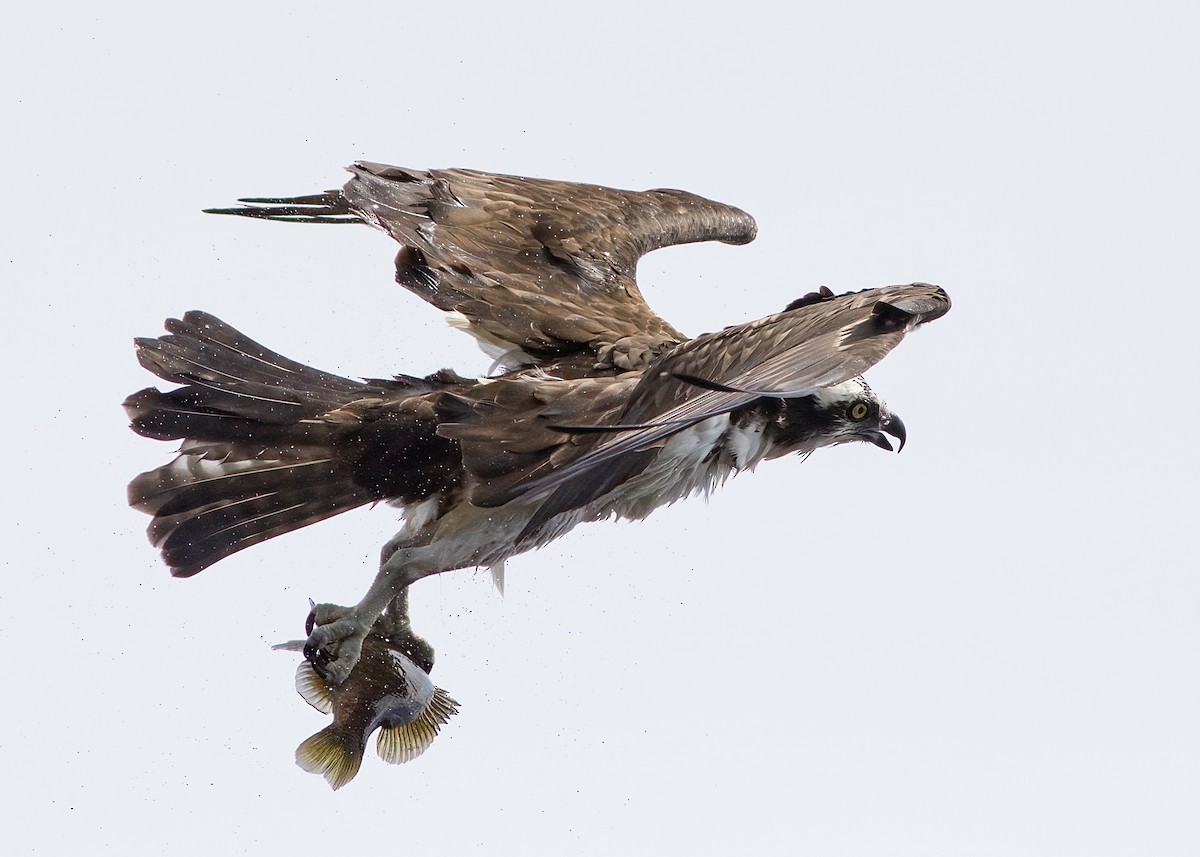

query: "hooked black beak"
left=862, top=413, right=907, bottom=453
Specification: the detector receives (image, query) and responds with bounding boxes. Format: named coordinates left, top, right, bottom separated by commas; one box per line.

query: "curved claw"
left=303, top=636, right=333, bottom=669
left=301, top=606, right=369, bottom=684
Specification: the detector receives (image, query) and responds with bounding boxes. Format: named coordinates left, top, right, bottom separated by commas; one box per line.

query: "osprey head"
left=771, top=377, right=906, bottom=457
left=810, top=377, right=905, bottom=452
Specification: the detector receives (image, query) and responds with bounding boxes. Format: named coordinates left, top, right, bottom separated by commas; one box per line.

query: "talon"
left=300, top=606, right=369, bottom=685
left=305, top=610, right=318, bottom=636
left=311, top=654, right=343, bottom=683
left=303, top=638, right=330, bottom=667
left=311, top=649, right=354, bottom=684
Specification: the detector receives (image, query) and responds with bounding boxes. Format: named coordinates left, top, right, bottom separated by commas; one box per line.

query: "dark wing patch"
left=783, top=285, right=835, bottom=311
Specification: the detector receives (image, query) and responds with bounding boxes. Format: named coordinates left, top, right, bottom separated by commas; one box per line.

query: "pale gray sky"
left=5, top=1, right=1199, bottom=854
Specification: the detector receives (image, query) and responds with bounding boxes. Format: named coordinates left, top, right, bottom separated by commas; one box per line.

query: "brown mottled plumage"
left=209, top=162, right=755, bottom=368
left=128, top=161, right=950, bottom=685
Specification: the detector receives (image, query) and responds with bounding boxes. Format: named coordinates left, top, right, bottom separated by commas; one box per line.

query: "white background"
left=4, top=2, right=1198, bottom=854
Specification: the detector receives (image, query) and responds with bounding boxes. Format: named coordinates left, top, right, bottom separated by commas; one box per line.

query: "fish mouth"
left=862, top=413, right=906, bottom=452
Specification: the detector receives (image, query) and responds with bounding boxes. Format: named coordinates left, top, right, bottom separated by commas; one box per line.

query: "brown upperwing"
left=494, top=284, right=951, bottom=525
left=342, top=162, right=757, bottom=365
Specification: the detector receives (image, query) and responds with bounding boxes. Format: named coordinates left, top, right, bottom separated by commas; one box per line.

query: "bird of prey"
left=125, top=161, right=950, bottom=684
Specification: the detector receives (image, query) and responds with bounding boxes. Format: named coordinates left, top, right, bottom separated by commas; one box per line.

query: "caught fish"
left=276, top=606, right=458, bottom=790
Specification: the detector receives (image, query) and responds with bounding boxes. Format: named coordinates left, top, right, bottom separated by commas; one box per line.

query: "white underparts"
left=374, top=412, right=776, bottom=594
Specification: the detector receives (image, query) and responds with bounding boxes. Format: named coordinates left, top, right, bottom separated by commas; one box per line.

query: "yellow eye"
left=848, top=402, right=870, bottom=421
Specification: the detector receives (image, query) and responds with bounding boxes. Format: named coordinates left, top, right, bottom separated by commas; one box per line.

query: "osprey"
left=126, top=161, right=950, bottom=684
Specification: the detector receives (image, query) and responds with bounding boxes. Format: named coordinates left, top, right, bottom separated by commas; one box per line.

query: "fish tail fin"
left=375, top=687, right=461, bottom=765
left=295, top=725, right=366, bottom=790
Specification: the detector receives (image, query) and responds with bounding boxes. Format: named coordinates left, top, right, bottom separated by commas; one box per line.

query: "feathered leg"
left=303, top=500, right=538, bottom=683
left=304, top=519, right=443, bottom=684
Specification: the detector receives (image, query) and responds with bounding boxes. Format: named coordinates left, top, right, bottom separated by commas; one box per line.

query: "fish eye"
left=848, top=401, right=870, bottom=421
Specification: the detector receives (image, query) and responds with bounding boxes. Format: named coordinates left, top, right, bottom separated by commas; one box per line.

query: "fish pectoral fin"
left=295, top=726, right=365, bottom=791
left=294, top=662, right=335, bottom=714
left=375, top=687, right=461, bottom=765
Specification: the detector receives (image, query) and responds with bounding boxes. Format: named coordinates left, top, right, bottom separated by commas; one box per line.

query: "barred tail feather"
left=128, top=453, right=374, bottom=577
left=125, top=311, right=430, bottom=577
left=127, top=310, right=419, bottom=438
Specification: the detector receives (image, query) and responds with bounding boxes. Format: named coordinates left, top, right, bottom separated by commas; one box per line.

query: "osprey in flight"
left=126, top=161, right=950, bottom=684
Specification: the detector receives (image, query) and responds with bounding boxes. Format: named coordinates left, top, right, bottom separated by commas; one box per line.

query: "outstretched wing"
left=509, top=283, right=951, bottom=526
left=206, top=161, right=758, bottom=369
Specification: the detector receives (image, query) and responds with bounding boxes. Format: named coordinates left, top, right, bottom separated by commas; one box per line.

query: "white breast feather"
left=395, top=413, right=778, bottom=580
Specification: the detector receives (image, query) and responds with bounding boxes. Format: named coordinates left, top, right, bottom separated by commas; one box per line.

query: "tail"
left=125, top=311, right=432, bottom=577
left=296, top=725, right=366, bottom=791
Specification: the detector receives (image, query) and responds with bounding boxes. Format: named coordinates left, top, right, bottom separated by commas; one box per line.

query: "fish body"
left=279, top=629, right=458, bottom=789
